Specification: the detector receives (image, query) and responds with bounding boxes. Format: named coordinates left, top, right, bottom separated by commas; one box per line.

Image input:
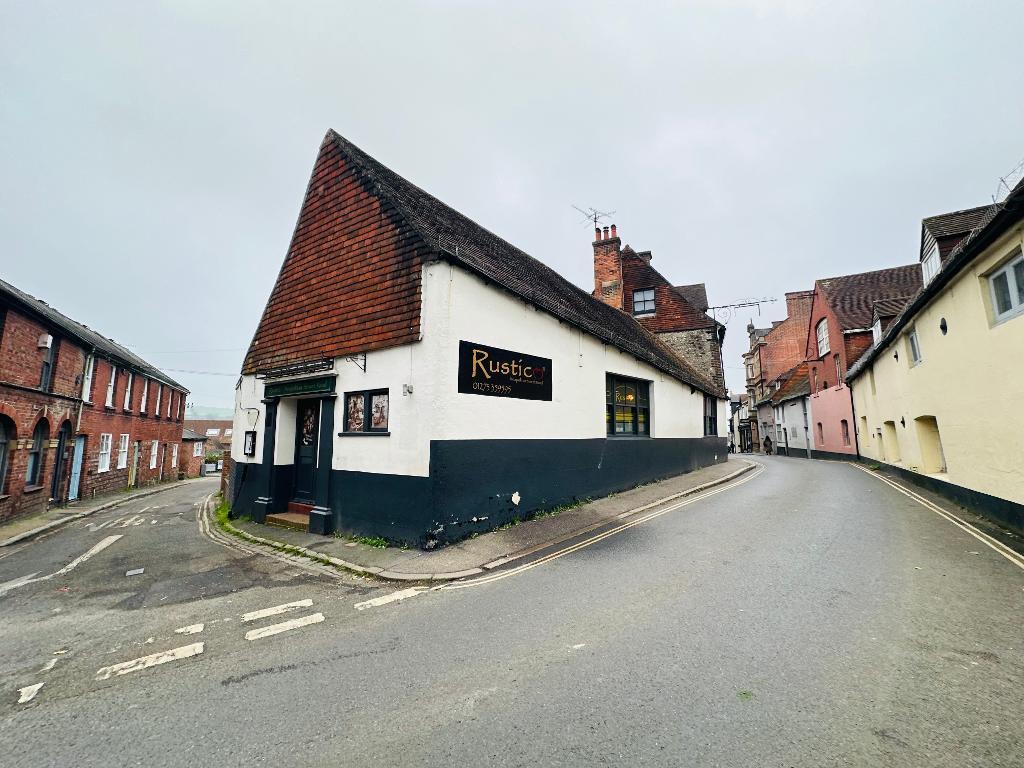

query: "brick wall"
left=242, top=134, right=426, bottom=374
left=182, top=440, right=205, bottom=478
left=762, top=291, right=814, bottom=383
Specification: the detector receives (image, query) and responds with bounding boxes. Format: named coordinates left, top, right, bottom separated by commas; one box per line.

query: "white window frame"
left=82, top=355, right=95, bottom=402
left=922, top=243, right=940, bottom=285
left=815, top=319, right=830, bottom=357
left=205, top=428, right=220, bottom=437
left=908, top=326, right=922, bottom=366
left=140, top=377, right=148, bottom=413
left=171, top=443, right=178, bottom=468
left=98, top=433, right=112, bottom=473
left=871, top=319, right=882, bottom=345
left=105, top=365, right=117, bottom=407
left=988, top=251, right=1024, bottom=324
left=154, top=384, right=162, bottom=417
left=224, top=428, right=232, bottom=436
left=116, top=434, right=129, bottom=469
left=149, top=440, right=158, bottom=469
left=193, top=441, right=204, bottom=458
left=632, top=288, right=656, bottom=315
left=167, top=389, right=173, bottom=418
left=123, top=372, right=133, bottom=411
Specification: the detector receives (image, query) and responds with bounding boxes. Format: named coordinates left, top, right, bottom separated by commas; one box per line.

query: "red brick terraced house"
left=804, top=265, right=922, bottom=459
left=181, top=428, right=208, bottom=479
left=0, top=278, right=188, bottom=524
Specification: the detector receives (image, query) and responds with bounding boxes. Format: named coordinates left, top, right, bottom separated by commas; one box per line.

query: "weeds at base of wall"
left=494, top=497, right=592, bottom=532
left=211, top=494, right=374, bottom=579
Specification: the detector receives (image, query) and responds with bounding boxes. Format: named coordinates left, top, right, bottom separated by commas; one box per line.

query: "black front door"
left=293, top=399, right=320, bottom=502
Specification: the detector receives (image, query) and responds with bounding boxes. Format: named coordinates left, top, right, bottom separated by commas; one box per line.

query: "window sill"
left=337, top=431, right=391, bottom=437
left=23, top=485, right=44, bottom=493
left=633, top=311, right=655, bottom=318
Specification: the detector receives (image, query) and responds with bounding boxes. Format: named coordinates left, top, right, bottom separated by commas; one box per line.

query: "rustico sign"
left=458, top=340, right=552, bottom=401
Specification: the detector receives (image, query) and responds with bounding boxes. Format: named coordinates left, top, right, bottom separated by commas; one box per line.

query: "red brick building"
left=591, top=226, right=726, bottom=390
left=183, top=419, right=232, bottom=455
left=0, top=278, right=188, bottom=524
left=181, top=428, right=208, bottom=478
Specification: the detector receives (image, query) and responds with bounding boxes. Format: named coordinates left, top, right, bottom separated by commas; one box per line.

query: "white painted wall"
left=234, top=260, right=723, bottom=479
left=776, top=396, right=813, bottom=454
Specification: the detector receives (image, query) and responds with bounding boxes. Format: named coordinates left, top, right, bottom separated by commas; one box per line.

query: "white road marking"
left=241, top=599, right=313, bottom=623
left=852, top=465, right=1024, bottom=572
left=95, top=642, right=204, bottom=680
left=17, top=683, right=43, bottom=703
left=175, top=623, right=204, bottom=635
left=0, top=536, right=123, bottom=597
left=244, top=612, right=324, bottom=640
left=40, top=658, right=58, bottom=672
left=354, top=587, right=424, bottom=610
left=570, top=644, right=586, bottom=650
left=125, top=568, right=145, bottom=576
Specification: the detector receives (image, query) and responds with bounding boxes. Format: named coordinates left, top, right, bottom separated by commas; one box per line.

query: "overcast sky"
left=3, top=1, right=1022, bottom=410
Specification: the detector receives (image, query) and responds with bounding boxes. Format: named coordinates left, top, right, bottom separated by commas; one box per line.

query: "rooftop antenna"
left=572, top=205, right=616, bottom=229
left=993, top=156, right=1024, bottom=203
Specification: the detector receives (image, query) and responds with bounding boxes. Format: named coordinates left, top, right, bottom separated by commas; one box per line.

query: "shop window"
left=98, top=433, right=112, bottom=473
left=26, top=421, right=49, bottom=486
left=632, top=288, right=655, bottom=315
left=345, top=389, right=390, bottom=433
left=703, top=394, right=717, bottom=436
left=816, top=319, right=830, bottom=357
left=988, top=251, right=1024, bottom=323
left=0, top=416, right=14, bottom=494
left=840, top=419, right=850, bottom=446
left=605, top=374, right=650, bottom=436
left=117, top=434, right=129, bottom=469
left=914, top=415, right=946, bottom=473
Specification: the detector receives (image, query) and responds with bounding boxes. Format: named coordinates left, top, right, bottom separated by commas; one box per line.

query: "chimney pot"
left=610, top=224, right=617, bottom=239
left=603, top=226, right=610, bottom=240
left=594, top=227, right=602, bottom=241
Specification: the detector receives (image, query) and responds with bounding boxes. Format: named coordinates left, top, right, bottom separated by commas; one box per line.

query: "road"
left=0, top=459, right=1021, bottom=767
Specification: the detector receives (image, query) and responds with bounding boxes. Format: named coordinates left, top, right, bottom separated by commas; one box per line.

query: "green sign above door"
left=264, top=375, right=336, bottom=399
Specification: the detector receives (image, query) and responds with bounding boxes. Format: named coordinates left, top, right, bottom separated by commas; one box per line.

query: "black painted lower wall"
left=230, top=436, right=727, bottom=548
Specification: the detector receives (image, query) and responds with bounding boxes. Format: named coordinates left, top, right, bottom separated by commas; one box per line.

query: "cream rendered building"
left=847, top=179, right=1024, bottom=533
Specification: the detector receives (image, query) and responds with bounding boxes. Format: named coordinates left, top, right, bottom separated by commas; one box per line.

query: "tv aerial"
left=572, top=205, right=616, bottom=229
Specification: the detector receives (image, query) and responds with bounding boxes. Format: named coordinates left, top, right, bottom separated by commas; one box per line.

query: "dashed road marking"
left=175, top=623, right=204, bottom=635
left=39, top=658, right=58, bottom=672
left=244, top=612, right=324, bottom=641
left=17, top=683, right=43, bottom=703
left=241, top=599, right=313, bottom=623
left=354, top=587, right=425, bottom=610
left=95, top=642, right=205, bottom=681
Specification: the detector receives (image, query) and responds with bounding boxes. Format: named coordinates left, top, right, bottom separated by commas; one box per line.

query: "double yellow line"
left=851, top=464, right=1024, bottom=571
left=439, top=463, right=766, bottom=591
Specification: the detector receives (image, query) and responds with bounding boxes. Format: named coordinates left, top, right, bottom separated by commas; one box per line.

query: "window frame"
left=82, top=355, right=95, bottom=402
left=98, top=433, right=113, bottom=473
left=0, top=417, right=11, bottom=495
left=922, top=243, right=940, bottom=285
left=988, top=251, right=1024, bottom=324
left=25, top=421, right=48, bottom=487
left=154, top=384, right=162, bottom=417
left=632, top=288, right=656, bottom=316
left=908, top=326, right=922, bottom=366
left=605, top=374, right=651, bottom=438
left=40, top=337, right=58, bottom=393
left=703, top=394, right=718, bottom=437
left=140, top=377, right=148, bottom=413
left=116, top=434, right=130, bottom=469
left=815, top=319, right=830, bottom=357
left=840, top=419, right=851, bottom=446
left=871, top=319, right=882, bottom=345
left=171, top=443, right=178, bottom=468
left=123, top=372, right=133, bottom=411
left=343, top=389, right=390, bottom=434
left=834, top=354, right=842, bottom=386
left=193, top=441, right=204, bottom=458
left=105, top=365, right=117, bottom=408
left=149, top=440, right=158, bottom=469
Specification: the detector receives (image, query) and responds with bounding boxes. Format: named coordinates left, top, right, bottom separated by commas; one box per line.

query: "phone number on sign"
left=472, top=381, right=512, bottom=395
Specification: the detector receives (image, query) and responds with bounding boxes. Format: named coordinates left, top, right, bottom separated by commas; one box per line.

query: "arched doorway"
left=51, top=421, right=73, bottom=502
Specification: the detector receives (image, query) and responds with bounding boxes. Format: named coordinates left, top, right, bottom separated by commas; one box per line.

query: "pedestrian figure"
left=763, top=435, right=773, bottom=455
left=729, top=441, right=736, bottom=454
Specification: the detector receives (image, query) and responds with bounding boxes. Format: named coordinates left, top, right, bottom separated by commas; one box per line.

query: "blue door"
left=68, top=436, right=85, bottom=501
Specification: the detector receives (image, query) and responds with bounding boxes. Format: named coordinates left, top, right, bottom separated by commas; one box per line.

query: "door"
left=128, top=441, right=141, bottom=488
left=68, top=436, right=85, bottom=501
left=293, top=399, right=320, bottom=502
left=50, top=423, right=72, bottom=501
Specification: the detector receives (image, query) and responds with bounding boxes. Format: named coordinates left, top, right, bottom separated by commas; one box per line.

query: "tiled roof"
left=0, top=277, right=186, bottom=391
left=817, top=265, right=923, bottom=330
left=922, top=205, right=992, bottom=238
left=182, top=428, right=206, bottom=441
left=871, top=296, right=916, bottom=322
left=674, top=283, right=709, bottom=312
left=771, top=363, right=810, bottom=404
left=330, top=131, right=723, bottom=397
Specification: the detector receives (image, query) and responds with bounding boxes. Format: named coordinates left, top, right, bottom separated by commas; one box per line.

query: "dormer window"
left=632, top=288, right=655, bottom=315
left=872, top=319, right=882, bottom=345
left=922, top=243, right=940, bottom=285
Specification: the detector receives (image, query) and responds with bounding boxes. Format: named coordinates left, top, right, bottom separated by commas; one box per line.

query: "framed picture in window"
left=243, top=430, right=257, bottom=457
left=343, top=389, right=389, bottom=433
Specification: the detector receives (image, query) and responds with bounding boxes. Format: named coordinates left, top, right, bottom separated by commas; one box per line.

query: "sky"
left=2, top=1, right=1022, bottom=410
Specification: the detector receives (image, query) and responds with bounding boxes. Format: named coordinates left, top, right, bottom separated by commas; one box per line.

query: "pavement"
left=1, top=456, right=1022, bottom=767
left=231, top=458, right=755, bottom=580
left=0, top=477, right=208, bottom=547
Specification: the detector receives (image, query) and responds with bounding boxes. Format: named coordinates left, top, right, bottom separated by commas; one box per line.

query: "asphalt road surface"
left=1, top=459, right=1021, bottom=767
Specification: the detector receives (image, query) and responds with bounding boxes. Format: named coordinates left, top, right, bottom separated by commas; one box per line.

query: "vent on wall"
left=37, top=334, right=52, bottom=349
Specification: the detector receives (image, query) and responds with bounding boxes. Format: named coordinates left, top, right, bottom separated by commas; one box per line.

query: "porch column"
left=252, top=398, right=278, bottom=524
left=309, top=394, right=336, bottom=535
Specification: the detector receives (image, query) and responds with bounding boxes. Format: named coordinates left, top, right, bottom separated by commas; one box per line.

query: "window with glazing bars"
left=606, top=375, right=650, bottom=436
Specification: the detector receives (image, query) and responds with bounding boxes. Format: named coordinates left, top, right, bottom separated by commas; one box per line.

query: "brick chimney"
left=784, top=290, right=815, bottom=323
left=593, top=223, right=623, bottom=309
